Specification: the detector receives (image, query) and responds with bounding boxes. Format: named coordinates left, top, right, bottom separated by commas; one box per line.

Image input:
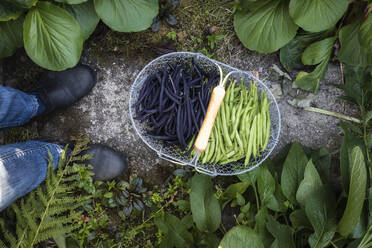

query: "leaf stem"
left=252, top=184, right=260, bottom=211
left=304, top=107, right=361, bottom=124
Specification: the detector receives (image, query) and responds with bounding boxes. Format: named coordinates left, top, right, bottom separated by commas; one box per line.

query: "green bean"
left=221, top=101, right=233, bottom=147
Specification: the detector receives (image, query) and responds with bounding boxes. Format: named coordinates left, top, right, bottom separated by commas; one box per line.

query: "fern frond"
left=36, top=224, right=79, bottom=244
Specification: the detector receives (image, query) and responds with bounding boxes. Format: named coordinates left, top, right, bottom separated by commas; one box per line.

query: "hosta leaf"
left=338, top=146, right=367, bottom=237
left=0, top=3, right=22, bottom=21
left=220, top=182, right=249, bottom=209
left=55, top=0, right=88, bottom=4
left=360, top=13, right=372, bottom=52
left=266, top=215, right=295, bottom=248
left=0, top=17, right=24, bottom=59
left=234, top=0, right=298, bottom=53
left=237, top=167, right=259, bottom=185
left=281, top=142, right=308, bottom=205
left=93, top=0, right=158, bottom=32
left=295, top=58, right=329, bottom=93
left=190, top=174, right=221, bottom=232
left=289, top=209, right=312, bottom=230
left=24, top=2, right=83, bottom=71
left=257, top=166, right=275, bottom=206
left=311, top=147, right=331, bottom=183
left=289, top=0, right=348, bottom=32
left=65, top=0, right=99, bottom=40
left=280, top=31, right=327, bottom=71
left=218, top=226, right=264, bottom=248
left=296, top=160, right=323, bottom=206
left=302, top=37, right=336, bottom=65
left=338, top=20, right=372, bottom=66
left=254, top=207, right=273, bottom=248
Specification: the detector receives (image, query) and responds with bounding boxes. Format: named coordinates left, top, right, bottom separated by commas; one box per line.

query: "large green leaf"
left=338, top=146, right=367, bottom=237
left=338, top=21, right=372, bottom=66
left=339, top=122, right=365, bottom=193
left=93, top=0, right=158, bottom=32
left=0, top=3, right=22, bottom=21
left=280, top=31, right=326, bottom=71
left=55, top=0, right=88, bottom=4
left=295, top=58, right=330, bottom=93
left=238, top=167, right=259, bottom=185
left=254, top=207, right=273, bottom=248
left=281, top=142, right=308, bottom=205
left=267, top=181, right=288, bottom=212
left=302, top=37, right=336, bottom=65
left=360, top=13, right=372, bottom=53
left=257, top=166, right=275, bottom=206
left=296, top=160, right=323, bottom=206
left=218, top=226, right=264, bottom=248
left=289, top=0, right=348, bottom=32
left=190, top=174, right=221, bottom=232
left=65, top=0, right=99, bottom=40
left=297, top=161, right=336, bottom=248
left=154, top=213, right=193, bottom=248
left=24, top=2, right=83, bottom=71
left=234, top=0, right=298, bottom=53
left=266, top=215, right=295, bottom=248
left=0, top=17, right=24, bottom=59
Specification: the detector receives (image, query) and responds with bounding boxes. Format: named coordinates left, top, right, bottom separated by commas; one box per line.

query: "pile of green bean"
left=189, top=80, right=271, bottom=166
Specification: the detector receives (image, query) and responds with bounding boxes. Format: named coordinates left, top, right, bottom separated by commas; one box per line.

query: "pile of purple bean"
left=134, top=60, right=219, bottom=150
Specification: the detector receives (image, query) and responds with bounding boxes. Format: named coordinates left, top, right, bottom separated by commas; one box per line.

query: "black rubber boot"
left=33, top=65, right=96, bottom=114
left=84, top=144, right=129, bottom=181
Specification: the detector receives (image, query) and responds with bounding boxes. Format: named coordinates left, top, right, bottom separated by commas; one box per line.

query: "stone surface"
left=37, top=45, right=356, bottom=182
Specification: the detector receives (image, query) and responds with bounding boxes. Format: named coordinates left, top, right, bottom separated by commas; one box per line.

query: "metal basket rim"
left=129, top=52, right=281, bottom=176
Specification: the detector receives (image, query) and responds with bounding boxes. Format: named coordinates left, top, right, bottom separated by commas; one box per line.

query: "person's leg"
left=0, top=86, right=45, bottom=131
left=0, top=141, right=64, bottom=211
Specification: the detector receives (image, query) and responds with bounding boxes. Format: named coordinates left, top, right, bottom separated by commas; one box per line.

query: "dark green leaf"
left=24, top=2, right=83, bottom=71
left=190, top=174, right=221, bottom=232
left=234, top=0, right=298, bottom=53
left=368, top=187, right=372, bottom=226
left=254, top=207, right=273, bottom=248
left=339, top=122, right=365, bottom=193
left=0, top=17, right=24, bottom=59
left=174, top=200, right=190, bottom=212
left=350, top=208, right=367, bottom=239
left=93, top=0, right=158, bottom=32
left=338, top=20, right=372, bottom=66
left=267, top=182, right=288, bottom=212
left=180, top=215, right=193, bottom=230
left=289, top=0, right=348, bottom=32
left=360, top=13, right=372, bottom=52
left=219, top=226, right=264, bottom=248
left=257, top=166, right=275, bottom=206
left=55, top=0, right=88, bottom=4
left=289, top=209, right=312, bottom=230
left=280, top=31, right=327, bottom=71
left=266, top=215, right=295, bottom=248
left=123, top=204, right=132, bottom=216
left=53, top=235, right=66, bottom=248
left=295, top=58, right=330, bottom=93
left=281, top=142, right=308, bottom=205
left=338, top=146, right=367, bottom=237
left=154, top=213, right=193, bottom=248
left=296, top=160, right=323, bottom=206
left=4, top=0, right=37, bottom=9
left=65, top=0, right=99, bottom=40
left=0, top=3, right=22, bottom=21
left=236, top=193, right=245, bottom=206
left=311, top=147, right=331, bottom=183
left=297, top=161, right=336, bottom=248
left=302, top=37, right=336, bottom=65
left=221, top=182, right=249, bottom=209
left=203, top=232, right=220, bottom=248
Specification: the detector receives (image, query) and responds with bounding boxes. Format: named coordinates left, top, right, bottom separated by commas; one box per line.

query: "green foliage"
left=234, top=0, right=372, bottom=93
left=0, top=0, right=159, bottom=71
left=189, top=174, right=221, bottom=233
left=0, top=137, right=92, bottom=247
left=219, top=226, right=264, bottom=248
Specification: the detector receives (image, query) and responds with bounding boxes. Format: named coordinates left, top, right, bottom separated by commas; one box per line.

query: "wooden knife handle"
left=194, top=85, right=226, bottom=153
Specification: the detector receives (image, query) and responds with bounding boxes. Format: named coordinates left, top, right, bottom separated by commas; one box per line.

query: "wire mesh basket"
left=129, top=52, right=281, bottom=176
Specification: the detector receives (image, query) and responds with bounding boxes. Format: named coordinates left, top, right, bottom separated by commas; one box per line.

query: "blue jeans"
left=0, top=86, right=64, bottom=211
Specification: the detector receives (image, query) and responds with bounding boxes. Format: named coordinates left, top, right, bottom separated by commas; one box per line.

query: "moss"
left=3, top=123, right=39, bottom=145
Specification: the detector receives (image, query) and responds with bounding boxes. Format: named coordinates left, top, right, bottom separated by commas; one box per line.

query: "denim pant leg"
left=0, top=141, right=65, bottom=211
left=0, top=86, right=39, bottom=131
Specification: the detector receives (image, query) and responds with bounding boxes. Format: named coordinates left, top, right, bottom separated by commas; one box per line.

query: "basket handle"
left=194, top=85, right=226, bottom=153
